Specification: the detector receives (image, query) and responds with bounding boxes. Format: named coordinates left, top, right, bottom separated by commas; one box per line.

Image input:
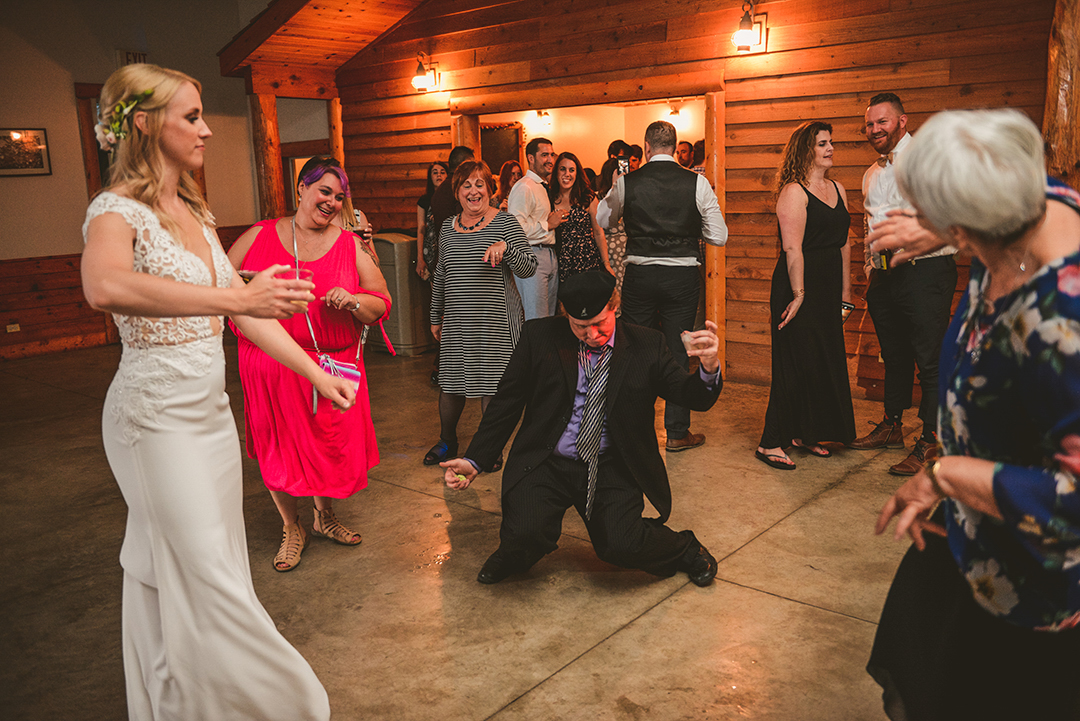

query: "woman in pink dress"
left=228, top=156, right=391, bottom=572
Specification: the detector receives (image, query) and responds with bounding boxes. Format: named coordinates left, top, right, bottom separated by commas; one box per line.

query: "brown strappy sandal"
left=273, top=519, right=307, bottom=572
left=312, top=507, right=362, bottom=546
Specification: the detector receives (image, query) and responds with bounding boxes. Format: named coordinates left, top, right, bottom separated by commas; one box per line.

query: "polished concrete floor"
left=0, top=337, right=913, bottom=720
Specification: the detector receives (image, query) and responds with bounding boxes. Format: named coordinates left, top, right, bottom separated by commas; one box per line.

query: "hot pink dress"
left=234, top=220, right=386, bottom=499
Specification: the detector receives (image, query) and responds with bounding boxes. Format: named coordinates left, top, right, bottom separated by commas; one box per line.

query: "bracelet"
left=792, top=288, right=806, bottom=297
left=926, top=459, right=945, bottom=496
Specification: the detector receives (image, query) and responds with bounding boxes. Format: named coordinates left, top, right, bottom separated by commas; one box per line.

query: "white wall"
left=483, top=106, right=626, bottom=173
left=623, top=99, right=706, bottom=150
left=0, top=0, right=258, bottom=260
left=483, top=99, right=705, bottom=175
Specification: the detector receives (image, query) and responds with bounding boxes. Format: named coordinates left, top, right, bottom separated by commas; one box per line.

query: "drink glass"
left=274, top=267, right=314, bottom=311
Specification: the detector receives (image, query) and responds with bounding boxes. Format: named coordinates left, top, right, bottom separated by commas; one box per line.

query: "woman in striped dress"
left=425, top=160, right=537, bottom=467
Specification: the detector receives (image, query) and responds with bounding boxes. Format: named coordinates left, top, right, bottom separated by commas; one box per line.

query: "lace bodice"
left=82, top=192, right=234, bottom=348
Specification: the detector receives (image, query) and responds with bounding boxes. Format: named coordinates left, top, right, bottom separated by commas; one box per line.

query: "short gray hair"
left=895, top=109, right=1046, bottom=245
left=644, top=121, right=677, bottom=153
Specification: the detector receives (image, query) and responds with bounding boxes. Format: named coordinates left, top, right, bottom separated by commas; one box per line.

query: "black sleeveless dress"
left=759, top=181, right=856, bottom=448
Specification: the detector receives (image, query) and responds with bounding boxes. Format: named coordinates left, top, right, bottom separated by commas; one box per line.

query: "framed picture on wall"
left=0, top=129, right=51, bottom=176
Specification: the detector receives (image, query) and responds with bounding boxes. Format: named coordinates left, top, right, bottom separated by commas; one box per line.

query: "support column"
left=1043, top=0, right=1079, bottom=187
left=249, top=93, right=285, bottom=220
left=450, top=114, right=481, bottom=154
left=704, top=86, right=727, bottom=373
left=328, top=97, right=345, bottom=168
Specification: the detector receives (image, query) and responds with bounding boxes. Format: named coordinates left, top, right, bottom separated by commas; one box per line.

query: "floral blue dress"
left=939, top=181, right=1080, bottom=630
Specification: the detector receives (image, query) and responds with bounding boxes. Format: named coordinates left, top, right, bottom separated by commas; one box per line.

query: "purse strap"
left=291, top=216, right=362, bottom=362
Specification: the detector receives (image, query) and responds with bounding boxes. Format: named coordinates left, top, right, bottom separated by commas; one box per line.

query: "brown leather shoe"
left=848, top=420, right=905, bottom=450
left=666, top=432, right=705, bottom=452
left=889, top=437, right=939, bottom=476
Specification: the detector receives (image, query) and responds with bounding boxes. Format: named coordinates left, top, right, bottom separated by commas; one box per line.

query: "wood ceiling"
left=219, top=0, right=425, bottom=97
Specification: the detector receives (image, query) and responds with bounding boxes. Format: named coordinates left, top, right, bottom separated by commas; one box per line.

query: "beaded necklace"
left=458, top=212, right=487, bottom=232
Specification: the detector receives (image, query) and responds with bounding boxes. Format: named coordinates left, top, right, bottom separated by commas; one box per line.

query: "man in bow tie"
left=852, top=93, right=958, bottom=476
left=441, top=271, right=722, bottom=586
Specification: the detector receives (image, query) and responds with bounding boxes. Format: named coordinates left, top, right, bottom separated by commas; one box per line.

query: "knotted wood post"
left=1043, top=0, right=1079, bottom=187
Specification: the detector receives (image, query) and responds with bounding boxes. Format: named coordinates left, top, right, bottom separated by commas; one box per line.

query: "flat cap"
left=558, top=270, right=616, bottom=320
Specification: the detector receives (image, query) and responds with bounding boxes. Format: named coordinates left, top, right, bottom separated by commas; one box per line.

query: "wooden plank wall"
left=334, top=0, right=1054, bottom=384
left=0, top=225, right=251, bottom=360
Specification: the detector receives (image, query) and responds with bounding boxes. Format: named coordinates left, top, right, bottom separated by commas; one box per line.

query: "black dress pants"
left=621, top=263, right=700, bottom=438
left=493, top=455, right=697, bottom=577
left=865, top=255, right=957, bottom=431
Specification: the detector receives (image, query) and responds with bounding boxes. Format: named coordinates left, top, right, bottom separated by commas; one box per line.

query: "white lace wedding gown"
left=84, top=193, right=330, bottom=720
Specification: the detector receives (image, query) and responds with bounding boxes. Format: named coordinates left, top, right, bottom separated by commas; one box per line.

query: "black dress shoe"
left=476, top=553, right=519, bottom=584
left=682, top=544, right=717, bottom=587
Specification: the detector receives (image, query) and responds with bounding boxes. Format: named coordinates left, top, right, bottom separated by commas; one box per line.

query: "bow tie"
left=876, top=152, right=895, bottom=168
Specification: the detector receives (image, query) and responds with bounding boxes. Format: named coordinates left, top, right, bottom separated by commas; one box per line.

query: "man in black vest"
left=597, top=121, right=727, bottom=451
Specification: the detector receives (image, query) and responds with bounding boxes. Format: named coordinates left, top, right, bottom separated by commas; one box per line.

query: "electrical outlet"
left=6, top=323, right=21, bottom=333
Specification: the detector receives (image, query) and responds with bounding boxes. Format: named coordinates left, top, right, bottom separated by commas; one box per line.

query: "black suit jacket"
left=465, top=317, right=722, bottom=521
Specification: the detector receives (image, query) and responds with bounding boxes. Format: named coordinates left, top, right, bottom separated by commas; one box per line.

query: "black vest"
left=623, top=161, right=701, bottom=258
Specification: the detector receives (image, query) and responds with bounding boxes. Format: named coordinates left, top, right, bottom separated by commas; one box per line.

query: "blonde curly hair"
left=774, top=121, right=833, bottom=195
left=98, top=64, right=213, bottom=234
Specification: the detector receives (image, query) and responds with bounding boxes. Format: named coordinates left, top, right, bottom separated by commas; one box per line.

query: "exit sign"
left=116, top=49, right=149, bottom=67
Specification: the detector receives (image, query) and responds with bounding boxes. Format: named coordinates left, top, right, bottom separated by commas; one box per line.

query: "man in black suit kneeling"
left=441, top=271, right=722, bottom=586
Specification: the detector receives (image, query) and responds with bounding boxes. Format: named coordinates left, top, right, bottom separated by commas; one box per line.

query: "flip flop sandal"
left=755, top=450, right=796, bottom=470
left=792, top=440, right=831, bottom=457
left=423, top=440, right=458, bottom=466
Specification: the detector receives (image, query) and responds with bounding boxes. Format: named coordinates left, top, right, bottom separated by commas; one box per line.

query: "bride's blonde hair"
left=98, top=64, right=213, bottom=234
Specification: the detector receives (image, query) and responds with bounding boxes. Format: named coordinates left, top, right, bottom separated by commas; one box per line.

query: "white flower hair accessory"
left=94, top=89, right=154, bottom=152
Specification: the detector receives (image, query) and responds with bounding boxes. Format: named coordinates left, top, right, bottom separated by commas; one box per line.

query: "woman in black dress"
left=549, top=152, right=611, bottom=282
left=756, top=121, right=856, bottom=470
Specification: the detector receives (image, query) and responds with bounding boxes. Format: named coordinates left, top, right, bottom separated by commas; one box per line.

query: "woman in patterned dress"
left=871, top=109, right=1080, bottom=719
left=423, top=160, right=537, bottom=466
left=81, top=63, right=353, bottom=720
left=597, top=157, right=628, bottom=297
left=549, top=152, right=612, bottom=282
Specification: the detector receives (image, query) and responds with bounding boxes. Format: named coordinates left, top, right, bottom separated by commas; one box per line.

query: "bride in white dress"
left=81, top=64, right=352, bottom=720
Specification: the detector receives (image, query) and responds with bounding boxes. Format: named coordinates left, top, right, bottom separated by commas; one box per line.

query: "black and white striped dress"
left=430, top=211, right=537, bottom=397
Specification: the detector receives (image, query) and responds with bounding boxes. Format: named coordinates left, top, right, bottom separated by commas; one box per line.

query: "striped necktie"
left=577, top=342, right=612, bottom=519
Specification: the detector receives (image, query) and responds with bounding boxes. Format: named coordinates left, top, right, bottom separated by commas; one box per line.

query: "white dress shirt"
left=862, top=132, right=955, bottom=261
left=507, top=169, right=554, bottom=246
left=596, top=155, right=727, bottom=267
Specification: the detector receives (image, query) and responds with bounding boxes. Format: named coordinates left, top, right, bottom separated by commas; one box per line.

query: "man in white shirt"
left=850, top=93, right=957, bottom=476
left=597, top=121, right=727, bottom=451
left=507, top=137, right=562, bottom=319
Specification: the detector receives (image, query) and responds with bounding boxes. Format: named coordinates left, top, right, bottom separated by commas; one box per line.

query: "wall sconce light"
left=731, top=1, right=766, bottom=54
left=668, top=106, right=688, bottom=132
left=411, top=52, right=438, bottom=91
left=536, top=110, right=552, bottom=130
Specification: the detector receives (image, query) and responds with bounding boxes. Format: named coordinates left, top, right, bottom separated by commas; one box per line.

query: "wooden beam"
left=280, top=139, right=331, bottom=158
left=704, top=88, right=726, bottom=373
left=249, top=93, right=286, bottom=220
left=75, top=96, right=102, bottom=201
left=450, top=114, right=480, bottom=155
left=1043, top=0, right=1080, bottom=187
left=328, top=97, right=345, bottom=167
left=246, top=64, right=338, bottom=99
left=218, top=0, right=310, bottom=76
left=449, top=65, right=725, bottom=115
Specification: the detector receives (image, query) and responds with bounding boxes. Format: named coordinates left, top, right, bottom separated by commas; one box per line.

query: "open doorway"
left=481, top=97, right=706, bottom=186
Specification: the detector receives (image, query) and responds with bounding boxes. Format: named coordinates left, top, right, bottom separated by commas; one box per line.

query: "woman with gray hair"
left=871, top=108, right=1080, bottom=719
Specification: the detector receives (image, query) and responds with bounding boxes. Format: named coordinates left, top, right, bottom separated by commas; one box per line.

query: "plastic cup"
left=275, top=267, right=314, bottom=311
